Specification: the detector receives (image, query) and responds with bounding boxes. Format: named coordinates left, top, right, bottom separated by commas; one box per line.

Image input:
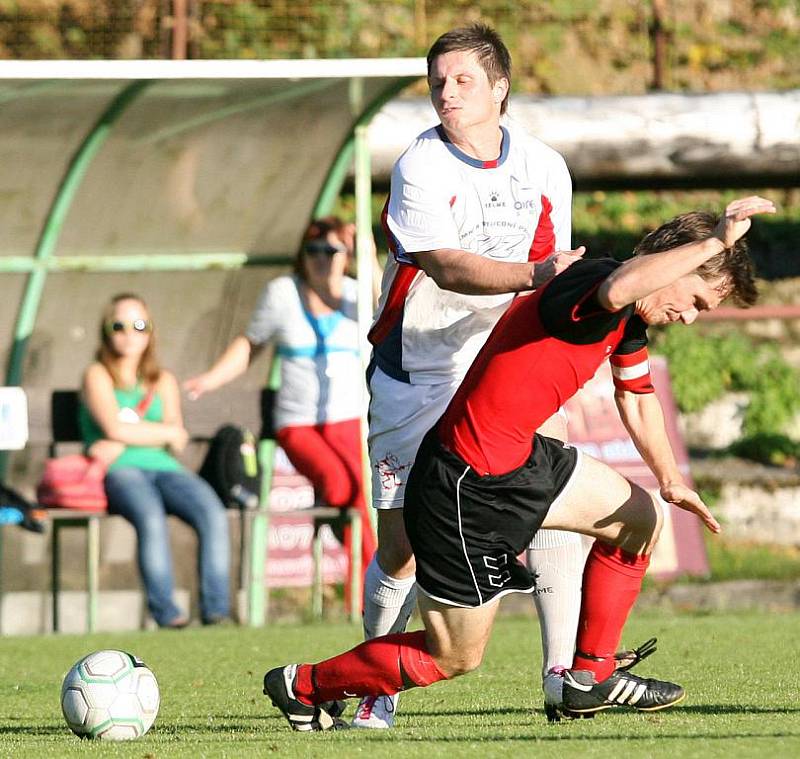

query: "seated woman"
left=80, top=293, right=231, bottom=628
left=184, top=217, right=378, bottom=607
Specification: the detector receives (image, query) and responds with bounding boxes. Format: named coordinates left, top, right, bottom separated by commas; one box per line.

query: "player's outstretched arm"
left=415, top=246, right=585, bottom=295
left=598, top=196, right=776, bottom=312
left=615, top=389, right=719, bottom=534
left=615, top=390, right=681, bottom=487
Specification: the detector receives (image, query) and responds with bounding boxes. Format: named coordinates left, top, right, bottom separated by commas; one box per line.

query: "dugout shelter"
left=0, top=59, right=427, bottom=632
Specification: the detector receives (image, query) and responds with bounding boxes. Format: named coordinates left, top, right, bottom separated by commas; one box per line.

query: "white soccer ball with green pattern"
left=60, top=650, right=159, bottom=740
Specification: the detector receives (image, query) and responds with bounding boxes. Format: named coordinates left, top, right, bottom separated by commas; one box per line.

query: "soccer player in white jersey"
left=353, top=23, right=589, bottom=728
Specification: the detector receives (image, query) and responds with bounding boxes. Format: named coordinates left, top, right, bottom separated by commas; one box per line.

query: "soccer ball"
left=60, top=649, right=160, bottom=740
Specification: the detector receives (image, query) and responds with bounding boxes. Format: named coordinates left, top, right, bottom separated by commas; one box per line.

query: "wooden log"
left=367, top=90, right=800, bottom=189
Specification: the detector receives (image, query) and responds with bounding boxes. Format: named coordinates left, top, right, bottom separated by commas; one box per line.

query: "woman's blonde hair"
left=96, top=293, right=161, bottom=388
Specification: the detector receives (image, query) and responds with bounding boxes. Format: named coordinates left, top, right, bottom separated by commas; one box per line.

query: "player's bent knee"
left=434, top=651, right=483, bottom=678
left=618, top=485, right=663, bottom=554
left=422, top=625, right=486, bottom=678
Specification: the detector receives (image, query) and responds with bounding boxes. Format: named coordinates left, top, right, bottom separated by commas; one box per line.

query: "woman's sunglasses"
left=303, top=240, right=347, bottom=258
left=105, top=319, right=152, bottom=335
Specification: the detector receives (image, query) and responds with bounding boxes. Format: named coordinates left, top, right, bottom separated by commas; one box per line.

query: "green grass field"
left=1, top=610, right=799, bottom=758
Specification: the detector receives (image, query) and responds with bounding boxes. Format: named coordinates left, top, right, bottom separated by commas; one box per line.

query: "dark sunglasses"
left=303, top=240, right=346, bottom=258
left=105, top=318, right=152, bottom=335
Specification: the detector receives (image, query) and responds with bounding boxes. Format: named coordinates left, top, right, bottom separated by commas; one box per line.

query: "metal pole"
left=248, top=357, right=282, bottom=627
left=310, top=78, right=422, bottom=546
left=311, top=77, right=419, bottom=219
left=87, top=516, right=100, bottom=633
left=650, top=0, right=669, bottom=91
left=51, top=523, right=60, bottom=632
left=312, top=525, right=324, bottom=620
left=349, top=509, right=362, bottom=624
left=172, top=0, right=189, bottom=60
left=353, top=120, right=377, bottom=539
left=0, top=252, right=293, bottom=274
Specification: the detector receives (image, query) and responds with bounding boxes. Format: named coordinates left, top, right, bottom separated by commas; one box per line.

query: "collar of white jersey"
left=434, top=124, right=510, bottom=169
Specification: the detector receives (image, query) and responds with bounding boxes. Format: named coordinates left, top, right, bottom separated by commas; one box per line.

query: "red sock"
left=572, top=541, right=650, bottom=682
left=293, top=630, right=447, bottom=705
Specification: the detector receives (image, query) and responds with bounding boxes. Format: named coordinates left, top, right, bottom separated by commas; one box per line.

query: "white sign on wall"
left=0, top=387, right=28, bottom=451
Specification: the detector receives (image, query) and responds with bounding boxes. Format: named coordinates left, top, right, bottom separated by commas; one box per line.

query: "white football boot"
left=543, top=666, right=568, bottom=723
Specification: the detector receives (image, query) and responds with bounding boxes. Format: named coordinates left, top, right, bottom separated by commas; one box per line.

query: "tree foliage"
left=1, top=1, right=798, bottom=94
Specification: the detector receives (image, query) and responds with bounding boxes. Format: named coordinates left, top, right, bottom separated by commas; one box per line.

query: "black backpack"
left=199, top=425, right=261, bottom=509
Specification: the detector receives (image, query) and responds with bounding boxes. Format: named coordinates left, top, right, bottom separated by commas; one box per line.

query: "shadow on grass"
left=353, top=732, right=800, bottom=744
left=153, top=721, right=257, bottom=733
left=676, top=704, right=800, bottom=716
left=0, top=724, right=71, bottom=736
left=398, top=704, right=800, bottom=719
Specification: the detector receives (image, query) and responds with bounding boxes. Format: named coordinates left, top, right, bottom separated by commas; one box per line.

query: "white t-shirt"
left=369, top=123, right=572, bottom=385
left=246, top=275, right=362, bottom=429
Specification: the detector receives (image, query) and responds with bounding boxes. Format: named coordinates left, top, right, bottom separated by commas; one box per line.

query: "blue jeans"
left=104, top=467, right=231, bottom=626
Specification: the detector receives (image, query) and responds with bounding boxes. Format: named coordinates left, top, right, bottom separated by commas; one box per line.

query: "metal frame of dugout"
left=0, top=59, right=425, bottom=631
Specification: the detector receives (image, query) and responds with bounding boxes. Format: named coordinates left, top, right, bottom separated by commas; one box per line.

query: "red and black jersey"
left=438, top=258, right=654, bottom=475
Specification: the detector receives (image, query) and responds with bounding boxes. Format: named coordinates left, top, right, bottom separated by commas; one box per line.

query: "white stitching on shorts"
left=455, top=466, right=482, bottom=606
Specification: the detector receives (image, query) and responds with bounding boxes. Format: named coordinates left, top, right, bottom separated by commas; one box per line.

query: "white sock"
left=361, top=555, right=417, bottom=639
left=527, top=529, right=594, bottom=679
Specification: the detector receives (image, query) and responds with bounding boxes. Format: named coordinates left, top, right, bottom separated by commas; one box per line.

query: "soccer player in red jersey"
left=263, top=195, right=775, bottom=730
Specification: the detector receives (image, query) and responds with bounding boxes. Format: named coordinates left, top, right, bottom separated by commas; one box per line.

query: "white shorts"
left=367, top=365, right=461, bottom=510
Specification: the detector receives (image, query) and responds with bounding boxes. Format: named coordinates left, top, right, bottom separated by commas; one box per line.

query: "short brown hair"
left=634, top=211, right=758, bottom=307
left=427, top=24, right=512, bottom=115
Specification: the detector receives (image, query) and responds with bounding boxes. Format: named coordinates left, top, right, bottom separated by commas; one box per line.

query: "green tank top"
left=79, top=384, right=183, bottom=473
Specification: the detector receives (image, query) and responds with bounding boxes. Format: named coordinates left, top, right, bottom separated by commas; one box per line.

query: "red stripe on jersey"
left=368, top=264, right=419, bottom=345
left=482, top=159, right=498, bottom=168
left=449, top=195, right=457, bottom=207
left=528, top=195, right=555, bottom=263
left=611, top=347, right=654, bottom=394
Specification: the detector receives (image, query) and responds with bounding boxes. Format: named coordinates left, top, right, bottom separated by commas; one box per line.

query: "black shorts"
left=404, top=428, right=580, bottom=608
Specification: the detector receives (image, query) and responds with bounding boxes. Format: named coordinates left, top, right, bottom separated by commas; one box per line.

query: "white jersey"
left=369, top=123, right=572, bottom=385
left=246, top=275, right=361, bottom=429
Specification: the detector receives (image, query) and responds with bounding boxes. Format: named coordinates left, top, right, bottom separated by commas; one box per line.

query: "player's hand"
left=713, top=196, right=776, bottom=248
left=532, top=246, right=586, bottom=289
left=660, top=482, right=721, bottom=534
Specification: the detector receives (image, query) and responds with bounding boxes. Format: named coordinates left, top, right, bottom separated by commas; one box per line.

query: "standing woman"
left=81, top=293, right=231, bottom=628
left=184, top=218, right=378, bottom=602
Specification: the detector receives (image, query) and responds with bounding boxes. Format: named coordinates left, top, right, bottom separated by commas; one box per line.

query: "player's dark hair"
left=427, top=24, right=512, bottom=115
left=634, top=212, right=758, bottom=307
